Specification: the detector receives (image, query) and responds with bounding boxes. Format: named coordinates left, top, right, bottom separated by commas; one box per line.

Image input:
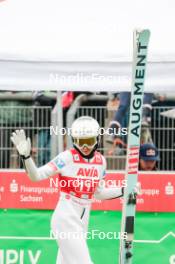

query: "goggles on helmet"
left=73, top=137, right=97, bottom=148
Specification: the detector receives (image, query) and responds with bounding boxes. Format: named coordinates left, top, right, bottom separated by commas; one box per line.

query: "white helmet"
left=71, top=116, right=100, bottom=156
left=71, top=116, right=100, bottom=138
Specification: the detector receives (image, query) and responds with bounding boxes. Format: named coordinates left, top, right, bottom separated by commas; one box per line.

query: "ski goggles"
left=74, top=137, right=97, bottom=148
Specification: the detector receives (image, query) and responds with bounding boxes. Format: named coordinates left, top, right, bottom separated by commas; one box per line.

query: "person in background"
left=33, top=91, right=57, bottom=166
left=0, top=91, right=33, bottom=168
left=107, top=92, right=154, bottom=143
left=139, top=143, right=160, bottom=171
left=33, top=91, right=74, bottom=166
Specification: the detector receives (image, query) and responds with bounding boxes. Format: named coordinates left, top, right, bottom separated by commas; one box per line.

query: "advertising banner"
left=0, top=170, right=175, bottom=212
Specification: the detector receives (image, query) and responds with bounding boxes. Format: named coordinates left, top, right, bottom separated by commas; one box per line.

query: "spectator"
left=107, top=92, right=154, bottom=144
left=139, top=143, right=160, bottom=171
left=33, top=91, right=74, bottom=166
left=0, top=91, right=33, bottom=168
left=33, top=91, right=57, bottom=166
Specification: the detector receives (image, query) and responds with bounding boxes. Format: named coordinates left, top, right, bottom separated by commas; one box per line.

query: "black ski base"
left=127, top=192, right=137, bottom=205
left=126, top=252, right=133, bottom=259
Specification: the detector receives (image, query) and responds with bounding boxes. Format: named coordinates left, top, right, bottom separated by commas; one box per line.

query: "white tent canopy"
left=0, top=0, right=175, bottom=91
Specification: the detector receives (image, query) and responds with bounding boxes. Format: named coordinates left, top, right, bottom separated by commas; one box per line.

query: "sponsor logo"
left=74, top=154, right=80, bottom=161
left=53, top=157, right=65, bottom=169
left=77, top=167, right=98, bottom=177
left=146, top=149, right=155, bottom=156
left=0, top=249, right=41, bottom=264
left=95, top=154, right=102, bottom=163
left=131, top=41, right=148, bottom=138
left=10, top=180, right=19, bottom=193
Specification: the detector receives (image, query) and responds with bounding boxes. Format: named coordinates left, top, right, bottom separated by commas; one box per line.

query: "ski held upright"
left=119, top=29, right=150, bottom=264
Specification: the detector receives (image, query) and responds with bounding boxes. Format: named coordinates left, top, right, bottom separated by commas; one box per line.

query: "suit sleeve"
left=94, top=155, right=124, bottom=200
left=24, top=150, right=70, bottom=181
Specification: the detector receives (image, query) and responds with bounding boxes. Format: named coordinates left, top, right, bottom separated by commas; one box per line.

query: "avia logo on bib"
left=0, top=249, right=41, bottom=264
left=77, top=167, right=98, bottom=177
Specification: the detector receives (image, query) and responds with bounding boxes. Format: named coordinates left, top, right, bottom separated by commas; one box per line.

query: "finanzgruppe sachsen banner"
left=0, top=171, right=175, bottom=211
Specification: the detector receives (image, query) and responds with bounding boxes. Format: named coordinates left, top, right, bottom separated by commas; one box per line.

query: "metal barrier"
left=76, top=105, right=175, bottom=171
left=151, top=106, right=175, bottom=170
left=0, top=106, right=52, bottom=169
left=0, top=104, right=175, bottom=171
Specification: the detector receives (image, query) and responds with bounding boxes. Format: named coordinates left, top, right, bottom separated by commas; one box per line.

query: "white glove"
left=133, top=182, right=141, bottom=195
left=11, top=129, right=31, bottom=158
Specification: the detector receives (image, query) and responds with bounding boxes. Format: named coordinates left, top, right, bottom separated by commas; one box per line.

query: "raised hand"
left=11, top=129, right=31, bottom=158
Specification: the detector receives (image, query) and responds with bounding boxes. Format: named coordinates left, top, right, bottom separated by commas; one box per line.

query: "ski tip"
left=143, top=29, right=151, bottom=37
left=133, top=29, right=151, bottom=43
left=134, top=28, right=151, bottom=36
